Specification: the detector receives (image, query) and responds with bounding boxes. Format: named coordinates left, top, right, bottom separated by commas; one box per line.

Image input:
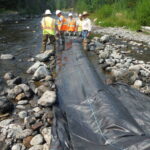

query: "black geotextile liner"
left=50, top=38, right=150, bottom=150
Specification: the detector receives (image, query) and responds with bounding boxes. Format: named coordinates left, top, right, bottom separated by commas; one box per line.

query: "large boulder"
left=0, top=96, right=14, bottom=114
left=0, top=54, right=14, bottom=60
left=32, top=66, right=50, bottom=81
left=38, top=91, right=56, bottom=107
left=35, top=50, right=53, bottom=62
left=27, top=61, right=46, bottom=74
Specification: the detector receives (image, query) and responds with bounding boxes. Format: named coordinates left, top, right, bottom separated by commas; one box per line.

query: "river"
left=0, top=18, right=42, bottom=81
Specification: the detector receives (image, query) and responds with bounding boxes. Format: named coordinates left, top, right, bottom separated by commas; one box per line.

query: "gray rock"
left=17, top=100, right=28, bottom=105
left=7, top=89, right=16, bottom=100
left=28, top=58, right=35, bottom=62
left=16, top=105, right=26, bottom=110
left=99, top=59, right=104, bottom=64
left=112, top=69, right=126, bottom=78
left=130, top=72, right=139, bottom=83
left=36, top=50, right=53, bottom=62
left=43, top=144, right=49, bottom=150
left=2, top=124, right=32, bottom=139
left=33, top=107, right=41, bottom=113
left=0, top=119, right=14, bottom=128
left=27, top=61, right=46, bottom=74
left=95, top=42, right=104, bottom=50
left=105, top=59, right=115, bottom=66
left=100, top=35, right=110, bottom=43
left=38, top=91, right=56, bottom=107
left=7, top=77, right=22, bottom=87
left=140, top=70, right=149, bottom=77
left=111, top=52, right=122, bottom=59
left=4, top=72, right=15, bottom=80
left=33, top=66, right=50, bottom=81
left=29, top=145, right=43, bottom=150
left=41, top=127, right=51, bottom=145
left=129, top=65, right=141, bottom=74
left=35, top=85, right=51, bottom=96
left=89, top=45, right=95, bottom=51
left=12, top=143, right=25, bottom=150
left=0, top=54, right=14, bottom=60
left=18, top=84, right=30, bottom=92
left=134, top=80, right=143, bottom=89
left=30, top=134, right=44, bottom=146
left=99, top=51, right=109, bottom=59
left=0, top=97, right=13, bottom=114
left=13, top=85, right=23, bottom=96
left=44, top=75, right=53, bottom=81
left=18, top=111, right=28, bottom=119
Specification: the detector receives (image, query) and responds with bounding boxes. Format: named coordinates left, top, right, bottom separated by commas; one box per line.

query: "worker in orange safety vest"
left=67, top=13, right=76, bottom=36
left=56, top=10, right=68, bottom=45
left=41, top=9, right=58, bottom=53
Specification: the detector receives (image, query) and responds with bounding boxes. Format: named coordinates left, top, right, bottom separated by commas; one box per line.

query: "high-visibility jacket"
left=57, top=15, right=68, bottom=31
left=41, top=17, right=56, bottom=35
left=77, top=19, right=82, bottom=32
left=67, top=19, right=76, bottom=32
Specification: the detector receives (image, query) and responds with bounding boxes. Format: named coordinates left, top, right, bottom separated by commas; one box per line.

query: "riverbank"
left=0, top=50, right=56, bottom=150
left=93, top=26, right=150, bottom=45
left=88, top=28, right=150, bottom=96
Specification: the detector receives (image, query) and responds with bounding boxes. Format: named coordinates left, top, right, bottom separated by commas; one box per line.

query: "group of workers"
left=41, top=9, right=92, bottom=52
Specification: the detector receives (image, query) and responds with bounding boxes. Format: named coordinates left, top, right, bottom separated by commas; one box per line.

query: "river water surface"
left=0, top=18, right=42, bottom=80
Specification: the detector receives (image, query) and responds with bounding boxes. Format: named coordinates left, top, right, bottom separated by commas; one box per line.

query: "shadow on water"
left=0, top=18, right=42, bottom=80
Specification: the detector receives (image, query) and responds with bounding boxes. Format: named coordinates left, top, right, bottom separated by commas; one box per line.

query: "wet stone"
left=4, top=72, right=15, bottom=80
left=23, top=136, right=33, bottom=148
left=30, top=134, right=44, bottom=146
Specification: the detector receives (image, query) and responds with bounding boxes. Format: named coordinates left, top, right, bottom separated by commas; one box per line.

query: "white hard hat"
left=68, top=13, right=73, bottom=17
left=56, top=10, right=61, bottom=15
left=45, top=9, right=51, bottom=15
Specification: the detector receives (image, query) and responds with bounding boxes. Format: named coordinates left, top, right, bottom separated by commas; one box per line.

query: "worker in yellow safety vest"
left=67, top=13, right=76, bottom=36
left=76, top=14, right=83, bottom=37
left=41, top=9, right=58, bottom=53
left=56, top=10, right=68, bottom=45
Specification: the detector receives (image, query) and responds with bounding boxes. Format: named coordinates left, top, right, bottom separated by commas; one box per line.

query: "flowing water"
left=0, top=18, right=42, bottom=81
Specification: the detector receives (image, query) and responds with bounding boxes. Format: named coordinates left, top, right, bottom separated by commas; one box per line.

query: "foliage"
left=0, top=0, right=150, bottom=29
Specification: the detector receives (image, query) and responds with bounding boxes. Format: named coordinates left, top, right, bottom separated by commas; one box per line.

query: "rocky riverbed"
left=0, top=50, right=56, bottom=150
left=88, top=30, right=150, bottom=96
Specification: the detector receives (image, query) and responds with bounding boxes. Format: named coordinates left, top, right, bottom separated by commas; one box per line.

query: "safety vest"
left=67, top=19, right=76, bottom=32
left=77, top=19, right=82, bottom=32
left=41, top=17, right=55, bottom=35
left=57, top=15, right=68, bottom=31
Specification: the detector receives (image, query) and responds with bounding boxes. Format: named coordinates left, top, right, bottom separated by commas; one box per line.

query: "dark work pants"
left=42, top=34, right=56, bottom=53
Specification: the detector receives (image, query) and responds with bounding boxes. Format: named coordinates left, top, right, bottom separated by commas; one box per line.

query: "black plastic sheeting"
left=51, top=38, right=150, bottom=150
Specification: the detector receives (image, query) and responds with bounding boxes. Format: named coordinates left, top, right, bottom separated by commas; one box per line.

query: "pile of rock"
left=89, top=35, right=150, bottom=95
left=0, top=50, right=56, bottom=150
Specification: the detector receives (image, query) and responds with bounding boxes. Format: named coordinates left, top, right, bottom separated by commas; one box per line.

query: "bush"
left=136, top=0, right=150, bottom=26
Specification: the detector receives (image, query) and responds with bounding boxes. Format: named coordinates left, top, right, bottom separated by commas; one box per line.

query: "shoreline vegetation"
left=0, top=0, right=150, bottom=30
left=75, top=0, right=150, bottom=31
